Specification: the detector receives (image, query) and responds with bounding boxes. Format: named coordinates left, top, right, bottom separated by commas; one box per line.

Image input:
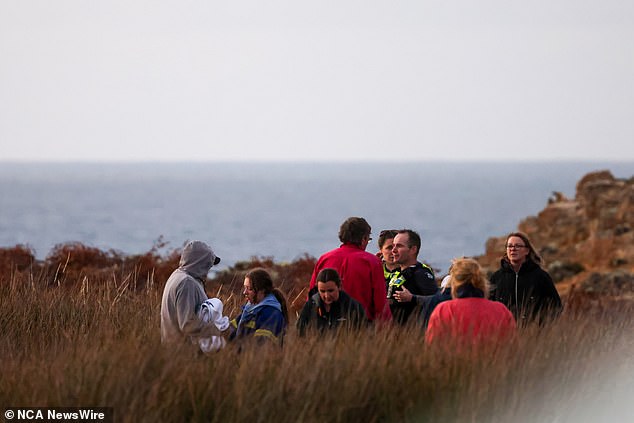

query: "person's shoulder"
left=488, top=298, right=511, bottom=312
left=429, top=299, right=454, bottom=320
left=433, top=299, right=455, bottom=312
left=417, top=262, right=435, bottom=275
left=340, top=290, right=362, bottom=306
left=318, top=247, right=341, bottom=260
left=363, top=250, right=382, bottom=264
left=493, top=301, right=515, bottom=320
left=490, top=265, right=509, bottom=279
left=172, top=272, right=202, bottom=293
left=299, top=295, right=316, bottom=312
left=534, top=264, right=551, bottom=277
left=523, top=260, right=551, bottom=278
left=341, top=247, right=381, bottom=265
left=256, top=304, right=284, bottom=321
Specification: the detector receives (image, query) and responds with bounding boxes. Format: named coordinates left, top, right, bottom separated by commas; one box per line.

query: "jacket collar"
left=456, top=284, right=485, bottom=298
left=500, top=257, right=539, bottom=274
left=340, top=243, right=364, bottom=251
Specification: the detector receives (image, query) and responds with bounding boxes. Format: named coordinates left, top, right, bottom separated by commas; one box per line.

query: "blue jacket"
left=230, top=293, right=286, bottom=346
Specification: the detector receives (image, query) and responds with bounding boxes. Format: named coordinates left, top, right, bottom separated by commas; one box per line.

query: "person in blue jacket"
left=229, top=268, right=288, bottom=346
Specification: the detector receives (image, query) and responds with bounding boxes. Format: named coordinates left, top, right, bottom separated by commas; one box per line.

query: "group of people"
left=160, top=217, right=562, bottom=352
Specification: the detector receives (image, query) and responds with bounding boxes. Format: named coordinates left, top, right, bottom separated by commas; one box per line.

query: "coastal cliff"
left=477, top=170, right=634, bottom=300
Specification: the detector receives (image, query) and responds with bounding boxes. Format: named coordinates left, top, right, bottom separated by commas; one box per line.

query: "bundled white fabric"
left=198, top=298, right=230, bottom=353
left=199, top=335, right=226, bottom=353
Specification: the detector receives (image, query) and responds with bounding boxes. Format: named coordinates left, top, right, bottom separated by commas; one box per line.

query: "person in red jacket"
left=308, top=217, right=392, bottom=322
left=426, top=258, right=515, bottom=346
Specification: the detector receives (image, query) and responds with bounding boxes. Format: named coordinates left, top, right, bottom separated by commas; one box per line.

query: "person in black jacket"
left=390, top=229, right=438, bottom=325
left=490, top=232, right=562, bottom=326
left=297, top=268, right=367, bottom=336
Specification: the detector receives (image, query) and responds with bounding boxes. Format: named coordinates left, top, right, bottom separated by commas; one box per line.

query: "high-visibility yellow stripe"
left=254, top=329, right=279, bottom=342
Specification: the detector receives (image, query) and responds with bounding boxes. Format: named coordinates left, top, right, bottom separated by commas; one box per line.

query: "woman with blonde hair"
left=425, top=258, right=515, bottom=345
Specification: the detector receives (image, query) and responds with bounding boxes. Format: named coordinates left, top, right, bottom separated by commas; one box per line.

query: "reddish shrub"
left=0, top=245, right=36, bottom=275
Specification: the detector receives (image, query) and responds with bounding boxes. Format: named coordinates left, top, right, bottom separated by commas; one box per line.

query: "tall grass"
left=1, top=262, right=632, bottom=422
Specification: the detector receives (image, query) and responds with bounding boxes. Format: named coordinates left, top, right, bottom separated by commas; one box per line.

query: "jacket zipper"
left=515, top=271, right=519, bottom=319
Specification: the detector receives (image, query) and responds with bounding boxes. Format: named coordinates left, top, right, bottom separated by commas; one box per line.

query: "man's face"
left=380, top=237, right=396, bottom=266
left=392, top=233, right=416, bottom=265
left=317, top=281, right=340, bottom=305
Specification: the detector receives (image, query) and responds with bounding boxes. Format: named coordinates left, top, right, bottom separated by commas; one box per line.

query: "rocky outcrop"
left=477, top=170, right=634, bottom=298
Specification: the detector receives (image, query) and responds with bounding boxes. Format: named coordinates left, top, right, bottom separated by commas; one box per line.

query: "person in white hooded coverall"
left=160, top=240, right=228, bottom=349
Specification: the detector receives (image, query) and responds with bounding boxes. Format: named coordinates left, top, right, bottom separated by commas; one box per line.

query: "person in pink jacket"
left=426, top=258, right=515, bottom=346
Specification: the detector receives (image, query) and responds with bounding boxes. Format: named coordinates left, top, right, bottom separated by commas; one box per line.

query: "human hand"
left=394, top=286, right=413, bottom=303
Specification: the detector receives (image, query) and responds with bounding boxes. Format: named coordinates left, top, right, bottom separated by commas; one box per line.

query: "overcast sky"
left=1, top=1, right=633, bottom=162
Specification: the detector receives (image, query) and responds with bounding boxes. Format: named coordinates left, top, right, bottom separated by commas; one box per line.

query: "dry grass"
left=0, top=246, right=632, bottom=422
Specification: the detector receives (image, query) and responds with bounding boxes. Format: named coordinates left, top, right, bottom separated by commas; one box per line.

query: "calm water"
left=0, top=161, right=631, bottom=274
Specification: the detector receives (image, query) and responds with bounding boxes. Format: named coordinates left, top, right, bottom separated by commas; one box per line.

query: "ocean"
left=0, top=161, right=631, bottom=275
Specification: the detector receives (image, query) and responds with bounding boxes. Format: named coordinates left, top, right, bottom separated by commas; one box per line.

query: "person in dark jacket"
left=396, top=261, right=455, bottom=330
left=297, top=268, right=367, bottom=336
left=489, top=232, right=562, bottom=326
left=389, top=229, right=438, bottom=325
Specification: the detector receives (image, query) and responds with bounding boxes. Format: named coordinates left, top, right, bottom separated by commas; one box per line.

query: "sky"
left=1, top=1, right=633, bottom=162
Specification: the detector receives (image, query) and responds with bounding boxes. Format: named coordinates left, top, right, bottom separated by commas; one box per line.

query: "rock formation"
left=477, top=170, right=634, bottom=299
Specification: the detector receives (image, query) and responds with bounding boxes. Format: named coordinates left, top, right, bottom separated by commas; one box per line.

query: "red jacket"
left=426, top=297, right=515, bottom=345
left=309, top=243, right=391, bottom=322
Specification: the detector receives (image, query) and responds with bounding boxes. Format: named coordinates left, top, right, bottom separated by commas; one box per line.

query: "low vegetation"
left=0, top=243, right=632, bottom=422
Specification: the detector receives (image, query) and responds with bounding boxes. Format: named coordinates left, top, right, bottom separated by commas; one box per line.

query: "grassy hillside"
left=1, top=244, right=632, bottom=422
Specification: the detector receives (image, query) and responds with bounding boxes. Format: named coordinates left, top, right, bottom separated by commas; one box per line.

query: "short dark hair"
left=378, top=230, right=398, bottom=249
left=397, top=229, right=421, bottom=252
left=338, top=217, right=371, bottom=245
left=316, top=268, right=341, bottom=287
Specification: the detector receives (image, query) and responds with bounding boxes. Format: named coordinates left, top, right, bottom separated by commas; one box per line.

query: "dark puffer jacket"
left=490, top=258, right=562, bottom=325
